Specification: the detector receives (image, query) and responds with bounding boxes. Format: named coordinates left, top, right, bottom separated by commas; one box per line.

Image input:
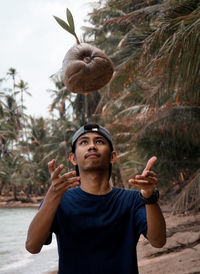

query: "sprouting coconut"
left=54, top=9, right=114, bottom=94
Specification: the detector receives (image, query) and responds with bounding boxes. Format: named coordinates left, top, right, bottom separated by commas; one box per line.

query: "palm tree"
left=14, top=80, right=31, bottom=111
left=14, top=79, right=32, bottom=150
left=0, top=72, right=32, bottom=199
left=0, top=103, right=23, bottom=198
left=27, top=117, right=50, bottom=194
left=7, top=67, right=17, bottom=93
left=49, top=70, right=101, bottom=124
left=48, top=72, right=74, bottom=119
left=1, top=95, right=21, bottom=147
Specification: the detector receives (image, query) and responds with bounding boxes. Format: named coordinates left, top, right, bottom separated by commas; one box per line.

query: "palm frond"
left=172, top=169, right=200, bottom=213
left=141, top=5, right=200, bottom=102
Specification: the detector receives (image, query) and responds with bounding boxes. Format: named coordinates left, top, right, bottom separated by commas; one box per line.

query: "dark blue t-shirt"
left=47, top=187, right=147, bottom=274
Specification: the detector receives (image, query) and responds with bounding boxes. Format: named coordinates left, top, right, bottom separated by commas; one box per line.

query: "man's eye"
left=80, top=140, right=87, bottom=145
left=96, top=140, right=104, bottom=144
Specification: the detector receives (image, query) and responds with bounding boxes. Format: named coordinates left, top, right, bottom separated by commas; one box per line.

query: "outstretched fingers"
left=48, top=159, right=80, bottom=194
left=146, top=170, right=157, bottom=177
left=48, top=159, right=55, bottom=174
left=135, top=175, right=158, bottom=183
left=143, top=156, right=157, bottom=172
left=129, top=157, right=158, bottom=196
left=51, top=164, right=65, bottom=180
left=129, top=178, right=157, bottom=189
left=52, top=180, right=80, bottom=192
left=52, top=171, right=80, bottom=192
left=129, top=176, right=157, bottom=185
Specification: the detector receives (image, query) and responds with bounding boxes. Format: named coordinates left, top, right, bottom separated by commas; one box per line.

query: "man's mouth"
left=85, top=153, right=100, bottom=159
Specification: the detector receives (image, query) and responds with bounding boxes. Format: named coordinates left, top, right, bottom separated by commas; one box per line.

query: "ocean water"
left=0, top=208, right=58, bottom=274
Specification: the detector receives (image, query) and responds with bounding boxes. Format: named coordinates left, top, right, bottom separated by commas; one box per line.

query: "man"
left=26, top=123, right=166, bottom=274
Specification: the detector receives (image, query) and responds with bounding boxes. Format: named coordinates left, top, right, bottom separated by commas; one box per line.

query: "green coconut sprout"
left=53, top=8, right=80, bottom=44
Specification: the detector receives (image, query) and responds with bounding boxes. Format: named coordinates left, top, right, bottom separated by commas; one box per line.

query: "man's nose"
left=88, top=142, right=97, bottom=151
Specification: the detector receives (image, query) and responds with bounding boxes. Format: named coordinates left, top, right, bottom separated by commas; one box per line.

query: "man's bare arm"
left=145, top=203, right=166, bottom=247
left=25, top=160, right=80, bottom=254
left=129, top=156, right=166, bottom=248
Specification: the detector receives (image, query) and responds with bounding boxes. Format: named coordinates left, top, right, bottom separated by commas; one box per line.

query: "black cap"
left=71, top=123, right=113, bottom=152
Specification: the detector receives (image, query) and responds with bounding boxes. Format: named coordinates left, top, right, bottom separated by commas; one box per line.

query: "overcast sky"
left=0, top=0, right=92, bottom=118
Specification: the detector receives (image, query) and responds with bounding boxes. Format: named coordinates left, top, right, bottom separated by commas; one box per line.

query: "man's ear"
left=69, top=152, right=77, bottom=166
left=110, top=151, right=117, bottom=164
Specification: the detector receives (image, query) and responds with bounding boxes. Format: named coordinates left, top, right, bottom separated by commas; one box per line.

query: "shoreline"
left=0, top=195, right=42, bottom=208
left=0, top=202, right=40, bottom=208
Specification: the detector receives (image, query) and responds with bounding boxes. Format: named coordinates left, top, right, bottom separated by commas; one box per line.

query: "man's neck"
left=80, top=171, right=112, bottom=195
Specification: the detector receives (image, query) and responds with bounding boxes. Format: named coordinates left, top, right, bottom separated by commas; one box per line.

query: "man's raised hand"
left=48, top=159, right=80, bottom=196
left=129, top=156, right=158, bottom=198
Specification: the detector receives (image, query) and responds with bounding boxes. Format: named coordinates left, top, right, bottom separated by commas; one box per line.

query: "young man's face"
left=70, top=132, right=116, bottom=175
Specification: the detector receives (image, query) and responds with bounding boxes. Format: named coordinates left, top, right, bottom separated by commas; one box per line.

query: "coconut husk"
left=62, top=43, right=114, bottom=94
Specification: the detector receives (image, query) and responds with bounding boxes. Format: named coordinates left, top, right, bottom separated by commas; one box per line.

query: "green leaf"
left=53, top=16, right=74, bottom=35
left=66, top=8, right=75, bottom=33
